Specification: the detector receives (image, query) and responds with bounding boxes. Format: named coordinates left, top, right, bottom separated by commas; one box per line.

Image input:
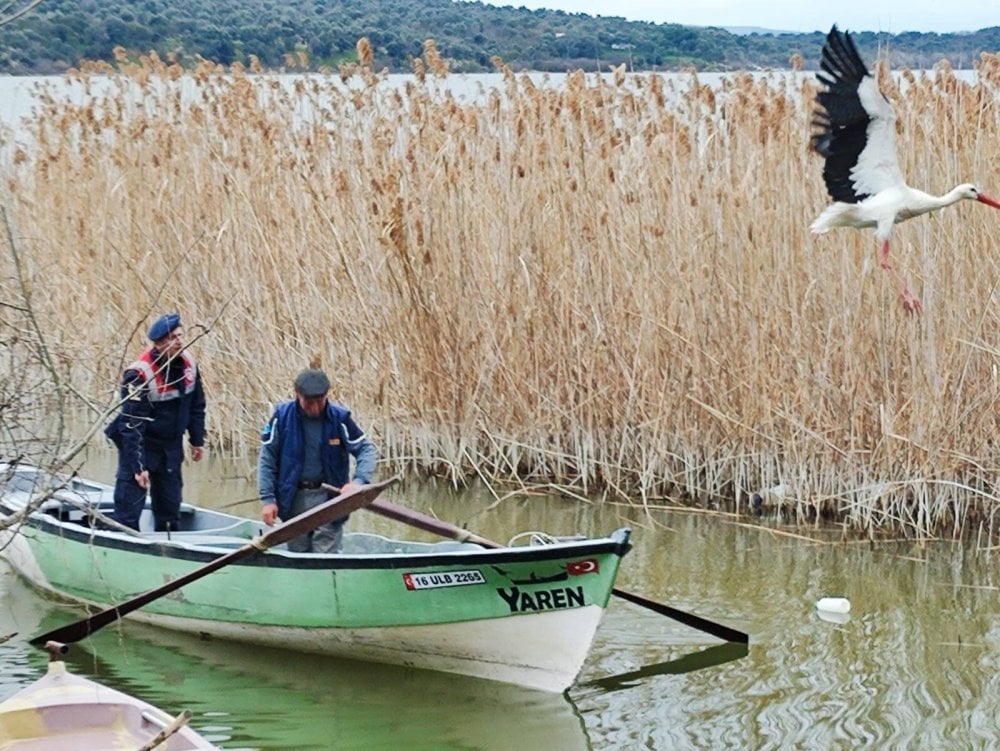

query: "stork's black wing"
left=811, top=25, right=903, bottom=204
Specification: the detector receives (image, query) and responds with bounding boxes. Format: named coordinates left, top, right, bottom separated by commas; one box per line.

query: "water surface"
left=3, top=455, right=1000, bottom=748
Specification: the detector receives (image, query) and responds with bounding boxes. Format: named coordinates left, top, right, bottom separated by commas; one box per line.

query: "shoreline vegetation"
left=1, top=41, right=999, bottom=541
left=2, top=0, right=1000, bottom=76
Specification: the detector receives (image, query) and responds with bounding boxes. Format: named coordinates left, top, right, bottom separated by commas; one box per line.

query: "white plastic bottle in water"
left=816, top=597, right=851, bottom=614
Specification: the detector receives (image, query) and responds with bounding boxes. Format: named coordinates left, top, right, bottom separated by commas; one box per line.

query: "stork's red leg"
left=877, top=240, right=922, bottom=313
left=879, top=240, right=892, bottom=270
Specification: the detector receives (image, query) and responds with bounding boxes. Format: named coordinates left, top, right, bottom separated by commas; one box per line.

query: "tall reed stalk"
left=2, top=47, right=999, bottom=538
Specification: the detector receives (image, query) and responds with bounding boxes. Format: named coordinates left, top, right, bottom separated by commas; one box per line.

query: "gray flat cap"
left=294, top=368, right=330, bottom=398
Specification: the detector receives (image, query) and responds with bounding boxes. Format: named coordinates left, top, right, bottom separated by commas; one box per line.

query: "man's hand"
left=261, top=502, right=279, bottom=526
left=191, top=445, right=204, bottom=462
left=134, top=470, right=150, bottom=489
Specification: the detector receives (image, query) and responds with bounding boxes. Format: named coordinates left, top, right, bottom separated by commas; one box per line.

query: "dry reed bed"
left=2, top=48, right=1000, bottom=538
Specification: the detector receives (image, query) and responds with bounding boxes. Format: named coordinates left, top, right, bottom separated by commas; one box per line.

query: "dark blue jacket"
left=258, top=400, right=377, bottom=519
left=105, top=349, right=206, bottom=476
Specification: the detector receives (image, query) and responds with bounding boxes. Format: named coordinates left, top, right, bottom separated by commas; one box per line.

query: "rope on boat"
left=249, top=536, right=270, bottom=552
left=506, top=531, right=560, bottom=547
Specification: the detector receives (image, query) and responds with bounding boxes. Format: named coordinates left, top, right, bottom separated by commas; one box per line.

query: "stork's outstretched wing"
left=811, top=25, right=905, bottom=203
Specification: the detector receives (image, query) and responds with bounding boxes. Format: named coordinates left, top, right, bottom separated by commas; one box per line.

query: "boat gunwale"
left=0, top=499, right=632, bottom=570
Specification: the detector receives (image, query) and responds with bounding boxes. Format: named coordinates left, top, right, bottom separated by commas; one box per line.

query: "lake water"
left=0, top=70, right=747, bottom=137
left=3, top=453, right=1000, bottom=749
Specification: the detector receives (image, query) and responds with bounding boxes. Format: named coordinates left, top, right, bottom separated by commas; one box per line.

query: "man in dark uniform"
left=258, top=368, right=377, bottom=553
left=106, top=313, right=207, bottom=531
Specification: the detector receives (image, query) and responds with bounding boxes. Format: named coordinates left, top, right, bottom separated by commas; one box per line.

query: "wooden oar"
left=350, top=492, right=749, bottom=645
left=30, top=477, right=398, bottom=647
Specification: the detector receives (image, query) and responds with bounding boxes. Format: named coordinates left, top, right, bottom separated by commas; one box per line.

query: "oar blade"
left=30, top=477, right=398, bottom=647
left=611, top=587, right=748, bottom=644
left=261, top=477, right=398, bottom=548
left=33, top=607, right=118, bottom=647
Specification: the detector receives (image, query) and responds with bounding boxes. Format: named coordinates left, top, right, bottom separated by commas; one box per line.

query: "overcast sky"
left=479, top=1, right=997, bottom=34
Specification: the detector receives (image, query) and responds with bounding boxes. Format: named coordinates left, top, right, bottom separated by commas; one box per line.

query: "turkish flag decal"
left=566, top=559, right=599, bottom=576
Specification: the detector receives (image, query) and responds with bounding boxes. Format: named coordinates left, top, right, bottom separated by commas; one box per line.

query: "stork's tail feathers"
left=810, top=202, right=859, bottom=234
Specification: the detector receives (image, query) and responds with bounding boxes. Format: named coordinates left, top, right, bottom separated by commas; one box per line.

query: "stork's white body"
left=811, top=184, right=984, bottom=239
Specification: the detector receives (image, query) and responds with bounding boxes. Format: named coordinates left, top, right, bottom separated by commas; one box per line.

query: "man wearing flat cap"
left=105, top=313, right=207, bottom=531
left=257, top=367, right=378, bottom=553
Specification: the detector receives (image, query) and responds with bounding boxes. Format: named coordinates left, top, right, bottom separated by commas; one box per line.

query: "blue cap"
left=148, top=313, right=181, bottom=342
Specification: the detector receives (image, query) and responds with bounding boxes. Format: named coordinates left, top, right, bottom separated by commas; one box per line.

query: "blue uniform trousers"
left=113, top=441, right=184, bottom=531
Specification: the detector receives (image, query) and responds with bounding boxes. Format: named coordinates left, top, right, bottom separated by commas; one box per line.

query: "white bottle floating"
left=815, top=608, right=851, bottom=625
left=816, top=597, right=851, bottom=614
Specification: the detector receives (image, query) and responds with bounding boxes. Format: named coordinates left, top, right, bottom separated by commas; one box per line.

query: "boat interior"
left=1, top=464, right=498, bottom=556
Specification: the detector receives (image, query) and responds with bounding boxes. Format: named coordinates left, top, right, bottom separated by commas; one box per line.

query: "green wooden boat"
left=0, top=464, right=631, bottom=692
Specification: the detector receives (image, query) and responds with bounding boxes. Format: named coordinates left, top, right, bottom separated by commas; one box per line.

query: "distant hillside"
left=721, top=27, right=800, bottom=37
left=1, top=0, right=999, bottom=74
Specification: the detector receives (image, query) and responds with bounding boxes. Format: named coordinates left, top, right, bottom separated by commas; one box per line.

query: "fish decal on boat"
left=492, top=557, right=601, bottom=586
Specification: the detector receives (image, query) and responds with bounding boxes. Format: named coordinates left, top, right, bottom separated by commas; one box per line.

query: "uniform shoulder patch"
left=260, top=420, right=275, bottom=444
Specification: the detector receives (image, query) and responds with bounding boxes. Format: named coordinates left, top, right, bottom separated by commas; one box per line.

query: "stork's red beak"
left=977, top=193, right=1000, bottom=210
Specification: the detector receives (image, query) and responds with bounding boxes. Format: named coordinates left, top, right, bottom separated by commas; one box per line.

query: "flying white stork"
left=810, top=25, right=1000, bottom=313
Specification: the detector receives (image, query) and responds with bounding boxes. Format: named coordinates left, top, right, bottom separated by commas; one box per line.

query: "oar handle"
left=360, top=495, right=499, bottom=549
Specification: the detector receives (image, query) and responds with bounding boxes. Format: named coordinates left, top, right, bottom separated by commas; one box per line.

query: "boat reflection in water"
left=1, top=562, right=593, bottom=751
left=75, top=626, right=597, bottom=750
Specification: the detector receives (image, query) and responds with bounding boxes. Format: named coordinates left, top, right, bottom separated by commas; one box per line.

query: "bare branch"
left=0, top=0, right=44, bottom=28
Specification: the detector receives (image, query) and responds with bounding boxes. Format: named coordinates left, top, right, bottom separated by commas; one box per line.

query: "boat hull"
left=0, top=466, right=630, bottom=692
left=129, top=604, right=605, bottom=692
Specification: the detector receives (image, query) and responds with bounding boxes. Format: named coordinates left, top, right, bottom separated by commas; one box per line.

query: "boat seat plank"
left=143, top=533, right=251, bottom=549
